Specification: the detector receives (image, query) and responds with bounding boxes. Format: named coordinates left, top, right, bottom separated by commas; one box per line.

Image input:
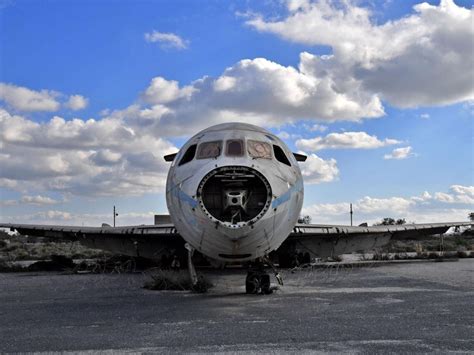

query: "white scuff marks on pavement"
left=285, top=286, right=446, bottom=294
left=374, top=296, right=405, bottom=304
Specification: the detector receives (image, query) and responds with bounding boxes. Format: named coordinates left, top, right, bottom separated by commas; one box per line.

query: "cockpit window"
left=197, top=141, right=222, bottom=159
left=273, top=145, right=291, bottom=166
left=178, top=144, right=197, bottom=166
left=226, top=140, right=244, bottom=157
left=248, top=140, right=272, bottom=159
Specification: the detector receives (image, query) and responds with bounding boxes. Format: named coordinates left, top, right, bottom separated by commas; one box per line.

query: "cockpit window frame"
left=247, top=140, right=272, bottom=160
left=178, top=144, right=197, bottom=166
left=225, top=139, right=244, bottom=157
left=196, top=140, right=223, bottom=160
left=273, top=144, right=292, bottom=166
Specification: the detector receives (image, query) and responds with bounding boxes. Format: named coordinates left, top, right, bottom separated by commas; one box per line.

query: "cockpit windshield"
left=247, top=140, right=272, bottom=159
left=197, top=141, right=222, bottom=159
left=226, top=140, right=244, bottom=156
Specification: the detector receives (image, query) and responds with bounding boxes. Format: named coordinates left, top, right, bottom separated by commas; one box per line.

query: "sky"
left=0, top=0, right=473, bottom=226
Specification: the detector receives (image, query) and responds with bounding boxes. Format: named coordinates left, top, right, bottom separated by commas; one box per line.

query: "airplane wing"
left=0, top=223, right=184, bottom=260
left=2, top=221, right=470, bottom=263
left=282, top=222, right=471, bottom=259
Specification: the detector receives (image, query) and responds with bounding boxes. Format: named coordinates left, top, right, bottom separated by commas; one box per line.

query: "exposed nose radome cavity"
left=197, top=166, right=272, bottom=228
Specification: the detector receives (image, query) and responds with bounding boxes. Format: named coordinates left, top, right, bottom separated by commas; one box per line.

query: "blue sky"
left=0, top=0, right=472, bottom=226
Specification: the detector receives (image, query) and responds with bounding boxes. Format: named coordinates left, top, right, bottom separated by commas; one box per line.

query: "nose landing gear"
left=185, top=243, right=198, bottom=286
left=245, top=257, right=283, bottom=294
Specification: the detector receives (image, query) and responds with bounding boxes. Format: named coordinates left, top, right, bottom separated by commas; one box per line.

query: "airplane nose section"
left=196, top=166, right=272, bottom=231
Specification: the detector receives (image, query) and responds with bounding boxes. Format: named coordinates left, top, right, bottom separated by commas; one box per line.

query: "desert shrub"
left=144, top=270, right=213, bottom=293
left=454, top=238, right=469, bottom=247
left=0, top=260, right=26, bottom=272
left=457, top=251, right=470, bottom=258
left=359, top=254, right=372, bottom=261
left=373, top=253, right=390, bottom=261
left=27, top=255, right=75, bottom=271
left=12, top=249, right=30, bottom=260
left=394, top=253, right=406, bottom=260
left=3, top=244, right=20, bottom=253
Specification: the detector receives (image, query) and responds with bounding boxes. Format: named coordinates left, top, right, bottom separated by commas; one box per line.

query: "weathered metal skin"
left=166, top=123, right=304, bottom=262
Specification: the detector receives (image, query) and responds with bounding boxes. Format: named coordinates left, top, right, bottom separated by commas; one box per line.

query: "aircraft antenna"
left=350, top=203, right=353, bottom=226
left=113, top=205, right=119, bottom=227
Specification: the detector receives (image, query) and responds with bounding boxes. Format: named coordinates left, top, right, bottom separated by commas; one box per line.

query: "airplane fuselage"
left=166, top=123, right=304, bottom=262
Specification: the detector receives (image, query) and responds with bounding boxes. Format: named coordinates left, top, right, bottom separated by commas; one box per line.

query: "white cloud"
left=0, top=83, right=60, bottom=112
left=420, top=113, right=430, bottom=119
left=422, top=191, right=433, bottom=200
left=0, top=178, right=18, bottom=189
left=277, top=131, right=290, bottom=139
left=65, top=95, right=88, bottom=110
left=20, top=195, right=59, bottom=205
left=276, top=130, right=302, bottom=140
left=1, top=195, right=60, bottom=206
left=300, top=153, right=339, bottom=184
left=411, top=191, right=433, bottom=202
left=141, top=77, right=195, bottom=105
left=246, top=0, right=473, bottom=108
left=0, top=108, right=177, bottom=196
left=90, top=149, right=122, bottom=166
left=109, top=2, right=471, bottom=137
left=384, top=146, right=414, bottom=160
left=144, top=31, right=189, bottom=49
left=296, top=131, right=400, bottom=151
left=130, top=57, right=385, bottom=137
left=3, top=210, right=159, bottom=226
left=0, top=83, right=90, bottom=113
left=213, top=76, right=237, bottom=92
left=434, top=192, right=455, bottom=203
left=356, top=196, right=414, bottom=214
left=302, top=184, right=473, bottom=225
left=434, top=185, right=474, bottom=204
left=308, top=124, right=327, bottom=132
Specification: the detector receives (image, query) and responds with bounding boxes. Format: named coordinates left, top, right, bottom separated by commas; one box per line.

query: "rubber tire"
left=245, top=274, right=260, bottom=294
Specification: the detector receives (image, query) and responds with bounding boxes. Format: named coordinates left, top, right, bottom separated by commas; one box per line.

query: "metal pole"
left=113, top=205, right=116, bottom=227
left=350, top=203, right=353, bottom=226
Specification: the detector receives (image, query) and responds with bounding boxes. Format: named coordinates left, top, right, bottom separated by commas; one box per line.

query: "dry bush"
left=144, top=270, right=213, bottom=293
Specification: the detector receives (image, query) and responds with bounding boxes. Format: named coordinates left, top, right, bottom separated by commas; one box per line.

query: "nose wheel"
left=245, top=257, right=283, bottom=294
left=246, top=271, right=271, bottom=294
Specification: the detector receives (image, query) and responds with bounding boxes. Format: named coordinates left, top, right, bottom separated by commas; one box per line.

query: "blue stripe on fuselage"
left=171, top=185, right=198, bottom=209
left=272, top=179, right=303, bottom=209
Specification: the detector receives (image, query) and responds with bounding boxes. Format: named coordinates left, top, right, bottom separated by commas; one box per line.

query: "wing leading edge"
left=283, top=222, right=471, bottom=258
left=290, top=222, right=471, bottom=239
left=0, top=223, right=183, bottom=260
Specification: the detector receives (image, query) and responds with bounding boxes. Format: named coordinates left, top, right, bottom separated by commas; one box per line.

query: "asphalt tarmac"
left=1, top=259, right=473, bottom=354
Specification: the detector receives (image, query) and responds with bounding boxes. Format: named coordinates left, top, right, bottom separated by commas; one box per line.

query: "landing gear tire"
left=260, top=274, right=272, bottom=294
left=245, top=274, right=260, bottom=294
left=245, top=271, right=273, bottom=294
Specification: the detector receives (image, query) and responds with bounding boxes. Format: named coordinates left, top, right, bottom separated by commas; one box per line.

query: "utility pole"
left=113, top=205, right=118, bottom=227
left=350, top=203, right=353, bottom=226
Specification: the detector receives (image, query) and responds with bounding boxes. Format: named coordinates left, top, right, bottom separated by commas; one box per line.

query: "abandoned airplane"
left=1, top=123, right=469, bottom=293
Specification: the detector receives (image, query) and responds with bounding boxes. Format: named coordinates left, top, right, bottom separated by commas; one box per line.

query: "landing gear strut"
left=184, top=243, right=198, bottom=286
left=245, top=257, right=283, bottom=294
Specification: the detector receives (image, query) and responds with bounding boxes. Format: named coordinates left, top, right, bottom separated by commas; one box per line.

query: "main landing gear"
left=245, top=257, right=283, bottom=294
